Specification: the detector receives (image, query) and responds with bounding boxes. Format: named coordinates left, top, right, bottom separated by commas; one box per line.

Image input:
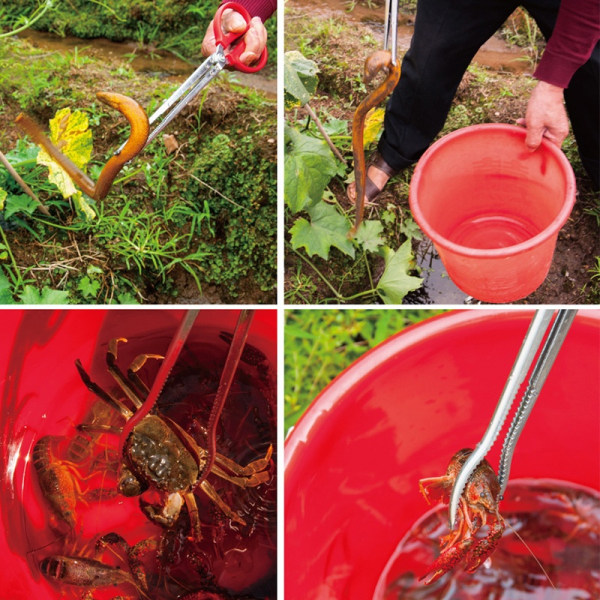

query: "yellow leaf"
left=71, top=190, right=96, bottom=220
left=37, top=108, right=93, bottom=200
left=0, top=188, right=6, bottom=211
left=363, top=107, right=385, bottom=147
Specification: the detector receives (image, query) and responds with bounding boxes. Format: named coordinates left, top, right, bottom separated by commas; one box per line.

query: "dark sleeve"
left=534, top=0, right=600, bottom=88
left=223, top=0, right=276, bottom=22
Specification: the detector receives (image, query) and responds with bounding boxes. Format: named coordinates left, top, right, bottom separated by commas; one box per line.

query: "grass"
left=0, top=0, right=278, bottom=72
left=284, top=309, right=446, bottom=434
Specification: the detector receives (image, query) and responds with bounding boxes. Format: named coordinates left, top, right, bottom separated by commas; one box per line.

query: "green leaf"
left=284, top=51, right=319, bottom=109
left=322, top=117, right=348, bottom=137
left=18, top=285, right=70, bottom=304
left=400, top=216, right=424, bottom=241
left=284, top=126, right=337, bottom=213
left=0, top=270, right=15, bottom=304
left=116, top=291, right=140, bottom=304
left=4, top=194, right=39, bottom=219
left=290, top=201, right=354, bottom=260
left=355, top=219, right=384, bottom=253
left=77, top=275, right=100, bottom=299
left=37, top=107, right=93, bottom=199
left=0, top=188, right=6, bottom=211
left=376, top=240, right=423, bottom=303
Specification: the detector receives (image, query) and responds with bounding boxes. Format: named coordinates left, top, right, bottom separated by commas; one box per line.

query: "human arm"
left=521, top=0, right=600, bottom=149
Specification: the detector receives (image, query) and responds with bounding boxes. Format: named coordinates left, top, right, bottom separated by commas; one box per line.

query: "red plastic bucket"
left=284, top=310, right=599, bottom=599
left=0, top=309, right=276, bottom=600
left=409, top=124, right=576, bottom=302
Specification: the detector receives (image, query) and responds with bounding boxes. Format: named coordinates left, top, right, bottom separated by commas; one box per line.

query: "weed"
left=501, top=8, right=545, bottom=67
left=284, top=309, right=445, bottom=433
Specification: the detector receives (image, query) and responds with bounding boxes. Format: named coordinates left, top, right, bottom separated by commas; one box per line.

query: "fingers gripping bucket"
left=409, top=124, right=576, bottom=302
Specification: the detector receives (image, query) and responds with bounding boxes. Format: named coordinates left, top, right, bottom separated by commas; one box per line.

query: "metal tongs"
left=448, top=308, right=577, bottom=529
left=117, top=1, right=267, bottom=155
left=383, top=0, right=399, bottom=66
left=119, top=310, right=199, bottom=450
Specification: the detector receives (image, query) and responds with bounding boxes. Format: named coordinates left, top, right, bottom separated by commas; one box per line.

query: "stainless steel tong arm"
left=448, top=308, right=577, bottom=529
left=383, top=0, right=399, bottom=65
left=115, top=47, right=227, bottom=155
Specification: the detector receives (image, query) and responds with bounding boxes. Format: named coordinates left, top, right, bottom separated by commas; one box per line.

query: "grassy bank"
left=0, top=35, right=276, bottom=304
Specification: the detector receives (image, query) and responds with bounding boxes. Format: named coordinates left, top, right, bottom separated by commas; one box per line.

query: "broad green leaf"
left=376, top=240, right=423, bottom=303
left=355, top=219, right=384, bottom=253
left=0, top=270, right=15, bottom=304
left=4, top=194, right=39, bottom=219
left=400, top=216, right=424, bottom=241
left=322, top=117, right=348, bottom=137
left=0, top=188, right=6, bottom=211
left=284, top=51, right=319, bottom=109
left=18, top=285, right=70, bottom=304
left=363, top=108, right=385, bottom=147
left=77, top=275, right=100, bottom=299
left=116, top=291, right=140, bottom=305
left=5, top=139, right=39, bottom=163
left=284, top=126, right=338, bottom=213
left=37, top=107, right=93, bottom=199
left=290, top=201, right=354, bottom=260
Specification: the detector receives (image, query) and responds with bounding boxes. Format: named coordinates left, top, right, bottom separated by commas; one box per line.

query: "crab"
left=418, top=448, right=505, bottom=584
left=75, top=337, right=273, bottom=541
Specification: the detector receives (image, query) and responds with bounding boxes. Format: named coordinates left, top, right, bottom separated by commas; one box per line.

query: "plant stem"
left=289, top=243, right=343, bottom=301
left=0, top=226, right=24, bottom=290
left=0, top=0, right=54, bottom=39
left=0, top=150, right=50, bottom=216
left=304, top=103, right=347, bottom=165
left=341, top=288, right=378, bottom=301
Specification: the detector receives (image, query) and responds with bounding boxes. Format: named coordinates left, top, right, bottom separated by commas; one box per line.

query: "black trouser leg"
left=378, top=0, right=518, bottom=171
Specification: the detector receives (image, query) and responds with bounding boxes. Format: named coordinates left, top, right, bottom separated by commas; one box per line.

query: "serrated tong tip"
left=448, top=309, right=577, bottom=529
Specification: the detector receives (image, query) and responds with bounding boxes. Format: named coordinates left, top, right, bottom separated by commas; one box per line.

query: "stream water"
left=290, top=0, right=531, bottom=73
left=18, top=29, right=276, bottom=98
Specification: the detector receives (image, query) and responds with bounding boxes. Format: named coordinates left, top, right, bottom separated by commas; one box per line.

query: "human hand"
left=201, top=9, right=267, bottom=66
left=517, top=81, right=569, bottom=150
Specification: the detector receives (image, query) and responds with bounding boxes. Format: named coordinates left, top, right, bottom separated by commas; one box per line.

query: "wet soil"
left=285, top=1, right=600, bottom=305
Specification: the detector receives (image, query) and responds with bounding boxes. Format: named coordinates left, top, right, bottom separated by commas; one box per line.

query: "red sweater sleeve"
left=222, top=0, right=276, bottom=22
left=534, top=0, right=600, bottom=88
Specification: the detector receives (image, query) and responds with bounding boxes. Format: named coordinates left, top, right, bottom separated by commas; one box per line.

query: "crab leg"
left=211, top=445, right=273, bottom=486
left=183, top=491, right=202, bottom=540
left=198, top=480, right=246, bottom=526
left=75, top=359, right=133, bottom=419
left=106, top=338, right=150, bottom=410
left=125, top=353, right=165, bottom=400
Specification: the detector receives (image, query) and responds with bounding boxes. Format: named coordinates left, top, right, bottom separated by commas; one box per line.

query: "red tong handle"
left=213, top=1, right=268, bottom=73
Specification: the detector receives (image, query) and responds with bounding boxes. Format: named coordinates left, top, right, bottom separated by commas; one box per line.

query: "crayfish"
left=418, top=448, right=505, bottom=584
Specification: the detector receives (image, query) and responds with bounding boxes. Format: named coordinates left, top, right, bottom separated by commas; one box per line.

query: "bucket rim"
left=408, top=123, right=577, bottom=259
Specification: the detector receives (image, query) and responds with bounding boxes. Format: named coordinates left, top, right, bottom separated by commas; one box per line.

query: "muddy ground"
left=284, top=1, right=600, bottom=305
